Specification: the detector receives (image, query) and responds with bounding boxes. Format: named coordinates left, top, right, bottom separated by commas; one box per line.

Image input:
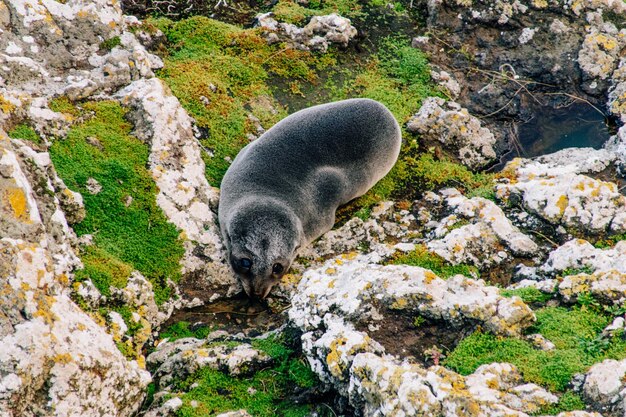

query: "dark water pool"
left=516, top=101, right=615, bottom=158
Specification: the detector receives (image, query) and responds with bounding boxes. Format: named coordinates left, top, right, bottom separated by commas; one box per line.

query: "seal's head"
left=224, top=202, right=302, bottom=299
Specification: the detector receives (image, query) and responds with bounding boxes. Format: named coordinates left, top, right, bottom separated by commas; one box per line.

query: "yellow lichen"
left=556, top=195, right=568, bottom=215
left=5, top=187, right=30, bottom=222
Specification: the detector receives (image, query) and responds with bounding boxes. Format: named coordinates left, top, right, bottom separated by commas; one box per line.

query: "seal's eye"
left=272, top=263, right=284, bottom=275
left=240, top=258, right=252, bottom=270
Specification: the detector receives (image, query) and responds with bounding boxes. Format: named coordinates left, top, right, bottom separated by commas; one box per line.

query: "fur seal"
left=218, top=98, right=402, bottom=298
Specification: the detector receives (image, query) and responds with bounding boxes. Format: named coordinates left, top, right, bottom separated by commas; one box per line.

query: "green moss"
left=445, top=306, right=626, bottom=392
left=152, top=16, right=342, bottom=186
left=49, top=96, right=81, bottom=118
left=159, top=321, right=213, bottom=341
left=272, top=0, right=319, bottom=24
left=402, top=152, right=496, bottom=200
left=49, top=101, right=184, bottom=305
left=535, top=391, right=586, bottom=416
left=390, top=244, right=478, bottom=278
left=8, top=124, right=40, bottom=143
left=175, top=335, right=321, bottom=417
left=500, top=287, right=553, bottom=304
left=114, top=305, right=144, bottom=337
left=100, top=36, right=121, bottom=51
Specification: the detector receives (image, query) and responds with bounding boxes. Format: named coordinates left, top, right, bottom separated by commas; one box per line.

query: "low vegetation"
left=445, top=305, right=626, bottom=394
left=171, top=335, right=326, bottom=417
left=390, top=244, right=479, bottom=278
left=49, top=100, right=184, bottom=304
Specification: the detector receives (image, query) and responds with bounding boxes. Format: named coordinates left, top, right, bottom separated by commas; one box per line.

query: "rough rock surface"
left=288, top=255, right=564, bottom=415
left=583, top=358, right=626, bottom=416
left=115, top=79, right=239, bottom=298
left=496, top=155, right=626, bottom=235
left=407, top=97, right=497, bottom=169
left=0, top=134, right=150, bottom=417
left=424, top=189, right=539, bottom=268
left=147, top=334, right=272, bottom=388
left=290, top=252, right=535, bottom=338
left=0, top=0, right=163, bottom=116
left=256, top=12, right=357, bottom=52
left=537, top=239, right=626, bottom=304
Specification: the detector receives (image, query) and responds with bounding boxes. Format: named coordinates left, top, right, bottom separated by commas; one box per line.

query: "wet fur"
left=219, top=98, right=402, bottom=297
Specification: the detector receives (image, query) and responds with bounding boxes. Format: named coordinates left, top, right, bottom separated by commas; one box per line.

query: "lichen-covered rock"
left=0, top=0, right=162, bottom=110
left=578, top=24, right=626, bottom=82
left=406, top=97, right=497, bottom=169
left=115, top=79, right=239, bottom=299
left=583, top=358, right=626, bottom=415
left=299, top=201, right=415, bottom=259
left=147, top=334, right=272, bottom=388
left=538, top=239, right=626, bottom=304
left=497, top=156, right=626, bottom=236
left=541, top=239, right=626, bottom=276
left=426, top=189, right=539, bottom=268
left=0, top=133, right=150, bottom=416
left=255, top=12, right=357, bottom=52
left=290, top=252, right=535, bottom=338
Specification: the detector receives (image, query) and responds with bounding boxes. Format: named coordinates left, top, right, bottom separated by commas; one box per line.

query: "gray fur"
left=218, top=98, right=402, bottom=298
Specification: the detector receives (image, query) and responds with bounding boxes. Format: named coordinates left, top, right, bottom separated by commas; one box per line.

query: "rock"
left=0, top=133, right=150, bottom=416
left=290, top=252, right=535, bottom=338
left=497, top=156, right=626, bottom=236
left=541, top=239, right=626, bottom=276
left=583, top=358, right=626, bottom=415
left=115, top=78, right=239, bottom=299
left=86, top=177, right=102, bottom=195
left=425, top=189, right=539, bottom=269
left=0, top=0, right=163, bottom=106
left=407, top=97, right=497, bottom=169
left=147, top=335, right=272, bottom=388
left=525, top=333, right=556, bottom=351
left=578, top=26, right=626, bottom=81
left=255, top=12, right=357, bottom=52
left=538, top=239, right=626, bottom=304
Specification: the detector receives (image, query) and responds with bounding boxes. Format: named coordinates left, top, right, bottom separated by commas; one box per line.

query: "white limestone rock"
left=255, top=12, right=357, bottom=52
left=426, top=189, right=538, bottom=268
left=497, top=157, right=626, bottom=235
left=406, top=97, right=497, bottom=169
left=0, top=133, right=150, bottom=417
left=583, top=359, right=626, bottom=414
left=147, top=336, right=272, bottom=387
left=290, top=252, right=535, bottom=338
left=115, top=78, right=239, bottom=298
left=0, top=0, right=163, bottom=104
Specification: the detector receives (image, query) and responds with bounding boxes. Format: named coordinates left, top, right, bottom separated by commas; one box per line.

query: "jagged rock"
left=215, top=411, right=253, bottom=417
left=255, top=12, right=357, bottom=52
left=115, top=78, right=239, bottom=299
left=147, top=335, right=272, bottom=388
left=538, top=239, right=626, bottom=304
left=406, top=97, right=497, bottom=169
left=541, top=239, right=626, bottom=276
left=578, top=24, right=626, bottom=82
left=299, top=201, right=415, bottom=260
left=290, top=252, right=535, bottom=338
left=497, top=156, right=626, bottom=236
left=423, top=189, right=538, bottom=269
left=0, top=0, right=162, bottom=109
left=0, top=133, right=150, bottom=416
left=583, top=359, right=626, bottom=415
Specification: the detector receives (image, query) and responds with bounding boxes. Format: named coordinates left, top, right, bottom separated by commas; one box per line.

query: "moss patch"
left=500, top=287, right=553, bottom=304
left=390, top=244, right=478, bottom=278
left=8, top=123, right=40, bottom=143
left=173, top=335, right=325, bottom=417
left=160, top=321, right=213, bottom=341
left=49, top=100, right=184, bottom=304
left=151, top=16, right=342, bottom=186
left=445, top=306, right=626, bottom=392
